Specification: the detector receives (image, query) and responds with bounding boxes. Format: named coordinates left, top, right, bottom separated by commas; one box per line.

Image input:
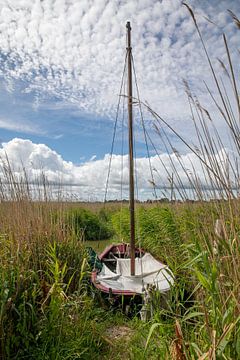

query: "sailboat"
left=91, top=22, right=174, bottom=300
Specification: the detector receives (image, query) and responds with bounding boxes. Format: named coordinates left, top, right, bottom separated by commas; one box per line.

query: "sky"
left=0, top=0, right=239, bottom=200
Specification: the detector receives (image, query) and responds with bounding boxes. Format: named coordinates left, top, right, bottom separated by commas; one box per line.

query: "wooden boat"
left=91, top=243, right=174, bottom=297
left=91, top=22, right=174, bottom=300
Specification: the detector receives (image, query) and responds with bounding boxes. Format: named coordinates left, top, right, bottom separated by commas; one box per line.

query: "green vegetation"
left=63, top=207, right=113, bottom=241
left=112, top=206, right=182, bottom=260
left=0, top=201, right=103, bottom=359
left=111, top=201, right=240, bottom=359
left=0, top=199, right=239, bottom=359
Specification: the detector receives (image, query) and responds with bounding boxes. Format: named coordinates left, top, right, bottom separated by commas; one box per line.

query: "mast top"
left=126, top=21, right=131, bottom=30
left=126, top=21, right=132, bottom=51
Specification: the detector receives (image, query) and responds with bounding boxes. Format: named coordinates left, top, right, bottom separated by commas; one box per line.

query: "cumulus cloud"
left=0, top=1, right=239, bottom=197
left=0, top=138, right=237, bottom=201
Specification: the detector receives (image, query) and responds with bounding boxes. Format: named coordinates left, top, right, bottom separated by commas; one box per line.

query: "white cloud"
left=89, top=155, right=97, bottom=161
left=0, top=0, right=238, bottom=140
left=0, top=138, right=237, bottom=201
left=0, top=117, right=41, bottom=134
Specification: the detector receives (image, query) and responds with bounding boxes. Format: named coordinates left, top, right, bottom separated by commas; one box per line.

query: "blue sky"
left=0, top=0, right=239, bottom=199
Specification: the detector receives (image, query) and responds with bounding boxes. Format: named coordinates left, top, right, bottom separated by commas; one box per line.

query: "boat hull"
left=91, top=243, right=143, bottom=296
left=91, top=243, right=174, bottom=298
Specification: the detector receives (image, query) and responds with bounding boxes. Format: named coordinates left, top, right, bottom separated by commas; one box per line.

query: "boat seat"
left=102, top=258, right=117, bottom=262
left=108, top=252, right=118, bottom=259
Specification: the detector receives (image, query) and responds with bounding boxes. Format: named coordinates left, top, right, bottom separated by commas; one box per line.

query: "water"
left=84, top=238, right=114, bottom=254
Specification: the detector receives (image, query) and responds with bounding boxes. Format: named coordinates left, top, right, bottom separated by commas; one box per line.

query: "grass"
left=110, top=200, right=240, bottom=358
left=1, top=197, right=238, bottom=359
left=134, top=5, right=240, bottom=358
left=84, top=238, right=114, bottom=254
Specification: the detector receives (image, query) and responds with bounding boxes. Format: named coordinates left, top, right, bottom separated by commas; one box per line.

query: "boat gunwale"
left=91, top=242, right=145, bottom=296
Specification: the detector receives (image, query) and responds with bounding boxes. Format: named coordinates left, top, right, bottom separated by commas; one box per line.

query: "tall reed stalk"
left=141, top=5, right=240, bottom=359
left=0, top=161, right=106, bottom=358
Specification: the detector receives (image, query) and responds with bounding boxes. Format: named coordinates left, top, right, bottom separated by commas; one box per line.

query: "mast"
left=126, top=21, right=135, bottom=276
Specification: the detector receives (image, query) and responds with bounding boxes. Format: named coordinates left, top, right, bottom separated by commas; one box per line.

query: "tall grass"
left=135, top=6, right=240, bottom=359
left=0, top=164, right=110, bottom=359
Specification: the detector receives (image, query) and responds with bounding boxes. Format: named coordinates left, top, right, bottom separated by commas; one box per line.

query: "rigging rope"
left=103, top=52, right=128, bottom=203
left=132, top=110, right=145, bottom=288
left=120, top=73, right=126, bottom=242
left=96, top=53, right=128, bottom=255
left=131, top=53, right=158, bottom=200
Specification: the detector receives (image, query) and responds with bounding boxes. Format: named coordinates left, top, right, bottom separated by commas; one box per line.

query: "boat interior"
left=100, top=243, right=143, bottom=272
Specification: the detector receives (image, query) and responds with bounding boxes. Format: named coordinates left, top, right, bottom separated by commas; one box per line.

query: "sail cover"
left=96, top=253, right=174, bottom=294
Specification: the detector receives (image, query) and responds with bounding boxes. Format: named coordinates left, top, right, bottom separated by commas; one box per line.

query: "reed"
left=139, top=6, right=240, bottom=359
left=0, top=162, right=109, bottom=359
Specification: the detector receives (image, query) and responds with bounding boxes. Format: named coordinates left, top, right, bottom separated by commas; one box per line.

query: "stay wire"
left=120, top=73, right=126, bottom=242
left=130, top=52, right=145, bottom=289
left=133, top=121, right=145, bottom=289
left=97, top=52, right=127, bottom=256
left=131, top=53, right=158, bottom=200
left=103, top=52, right=128, bottom=204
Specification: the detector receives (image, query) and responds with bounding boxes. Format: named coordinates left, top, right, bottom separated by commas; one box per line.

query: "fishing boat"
left=91, top=22, right=174, bottom=302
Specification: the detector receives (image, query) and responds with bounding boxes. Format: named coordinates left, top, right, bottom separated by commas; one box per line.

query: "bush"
left=64, top=208, right=113, bottom=241
left=111, top=206, right=182, bottom=260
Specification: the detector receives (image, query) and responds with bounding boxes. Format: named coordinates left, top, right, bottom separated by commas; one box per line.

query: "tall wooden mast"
left=126, top=21, right=135, bottom=276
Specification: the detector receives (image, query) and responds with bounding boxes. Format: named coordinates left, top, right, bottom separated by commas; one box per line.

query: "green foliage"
left=112, top=201, right=240, bottom=359
left=112, top=206, right=182, bottom=260
left=0, top=264, right=40, bottom=358
left=0, top=236, right=107, bottom=359
left=1, top=200, right=240, bottom=359
left=64, top=208, right=113, bottom=241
